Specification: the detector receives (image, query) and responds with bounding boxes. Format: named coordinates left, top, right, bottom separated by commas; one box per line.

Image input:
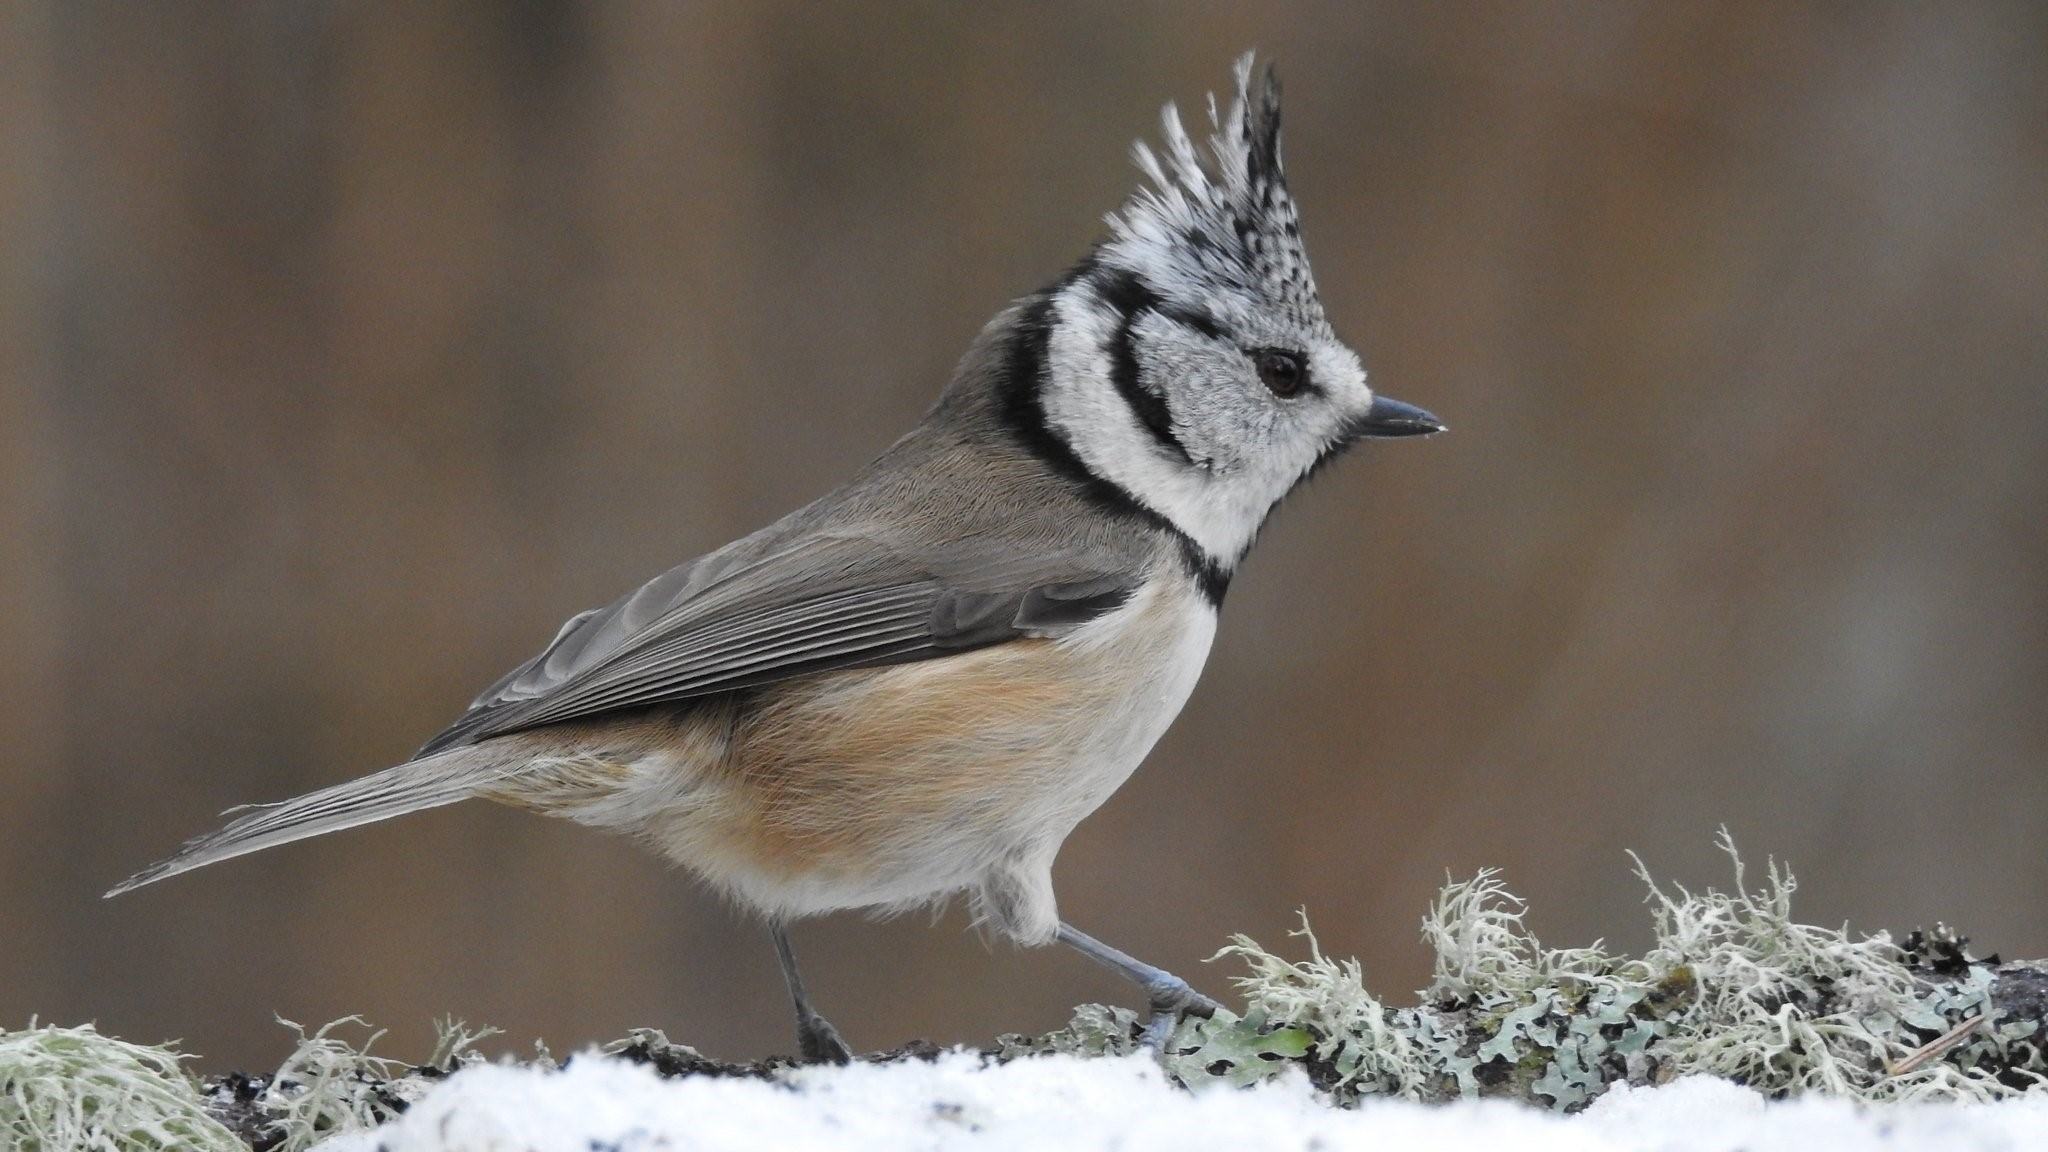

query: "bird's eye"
left=1254, top=349, right=1308, bottom=398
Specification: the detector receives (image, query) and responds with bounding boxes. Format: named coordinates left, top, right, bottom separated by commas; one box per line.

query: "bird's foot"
left=796, top=1008, right=853, bottom=1065
left=1054, top=922, right=1225, bottom=1061
left=1138, top=971, right=1223, bottom=1053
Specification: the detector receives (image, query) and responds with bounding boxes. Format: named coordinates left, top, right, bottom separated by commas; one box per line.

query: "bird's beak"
left=1351, top=394, right=1446, bottom=439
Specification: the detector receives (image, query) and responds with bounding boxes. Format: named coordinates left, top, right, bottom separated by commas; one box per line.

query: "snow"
left=319, top=1049, right=2048, bottom=1152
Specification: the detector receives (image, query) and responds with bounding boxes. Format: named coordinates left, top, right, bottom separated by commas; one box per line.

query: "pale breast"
left=643, top=568, right=1218, bottom=921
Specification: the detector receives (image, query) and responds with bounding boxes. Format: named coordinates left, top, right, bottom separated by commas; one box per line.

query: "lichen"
left=1212, top=830, right=2045, bottom=1108
left=256, top=1017, right=404, bottom=1152
left=259, top=1015, right=505, bottom=1152
left=1422, top=869, right=1623, bottom=1002
left=0, top=1022, right=243, bottom=1152
left=1212, top=915, right=1438, bottom=1098
left=1628, top=833, right=2021, bottom=1102
left=13, top=837, right=2044, bottom=1152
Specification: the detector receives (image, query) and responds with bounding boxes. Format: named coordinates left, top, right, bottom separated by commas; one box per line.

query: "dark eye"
left=1254, top=348, right=1307, bottom=398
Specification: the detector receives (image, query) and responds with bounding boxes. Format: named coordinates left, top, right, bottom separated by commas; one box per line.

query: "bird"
left=107, top=54, right=1443, bottom=1063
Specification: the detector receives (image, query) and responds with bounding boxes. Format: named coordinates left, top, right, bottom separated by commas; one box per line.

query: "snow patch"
left=321, top=1049, right=2048, bottom=1152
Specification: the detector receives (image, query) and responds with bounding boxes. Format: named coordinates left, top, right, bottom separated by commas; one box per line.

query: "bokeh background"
left=4, top=2, right=2046, bottom=1071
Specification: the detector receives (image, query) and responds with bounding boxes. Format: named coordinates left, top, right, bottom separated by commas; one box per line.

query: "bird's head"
left=1012, top=54, right=1442, bottom=571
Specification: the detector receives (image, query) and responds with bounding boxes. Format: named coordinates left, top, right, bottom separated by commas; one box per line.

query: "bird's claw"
left=1139, top=974, right=1222, bottom=1055
left=796, top=1011, right=853, bottom=1065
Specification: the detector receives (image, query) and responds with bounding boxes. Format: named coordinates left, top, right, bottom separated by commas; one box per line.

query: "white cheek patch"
left=1039, top=285, right=1306, bottom=565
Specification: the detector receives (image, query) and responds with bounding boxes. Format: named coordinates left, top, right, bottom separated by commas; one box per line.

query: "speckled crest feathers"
left=1105, top=53, right=1326, bottom=333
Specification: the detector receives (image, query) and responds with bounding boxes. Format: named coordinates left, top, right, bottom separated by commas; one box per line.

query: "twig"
left=1885, top=1013, right=1989, bottom=1078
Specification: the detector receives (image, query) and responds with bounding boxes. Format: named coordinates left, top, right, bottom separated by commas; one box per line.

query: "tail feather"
left=105, top=747, right=515, bottom=898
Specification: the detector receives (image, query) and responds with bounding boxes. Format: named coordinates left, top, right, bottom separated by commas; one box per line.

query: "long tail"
left=105, top=746, right=518, bottom=898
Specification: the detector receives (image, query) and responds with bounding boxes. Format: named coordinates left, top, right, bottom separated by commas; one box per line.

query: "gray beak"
left=1352, top=394, right=1446, bottom=439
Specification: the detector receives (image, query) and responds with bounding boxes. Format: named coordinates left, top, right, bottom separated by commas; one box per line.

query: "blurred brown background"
left=4, top=2, right=2046, bottom=1070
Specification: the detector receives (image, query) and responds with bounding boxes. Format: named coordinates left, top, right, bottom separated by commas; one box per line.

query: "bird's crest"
left=1104, top=53, right=1325, bottom=331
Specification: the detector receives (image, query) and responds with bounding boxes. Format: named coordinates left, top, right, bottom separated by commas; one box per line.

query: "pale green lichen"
left=1628, top=832, right=2019, bottom=1102
left=0, top=1022, right=242, bottom=1152
left=1213, top=916, right=1437, bottom=1097
left=1164, top=1011, right=1314, bottom=1089
left=259, top=1016, right=405, bottom=1152
left=1422, top=869, right=1622, bottom=1002
left=13, top=838, right=2044, bottom=1152
left=997, top=1003, right=1146, bottom=1061
left=0, top=1015, right=508, bottom=1152
left=1214, top=830, right=2044, bottom=1108
left=262, top=1016, right=500, bottom=1152
left=995, top=1003, right=1317, bottom=1092
left=422, top=1017, right=503, bottom=1074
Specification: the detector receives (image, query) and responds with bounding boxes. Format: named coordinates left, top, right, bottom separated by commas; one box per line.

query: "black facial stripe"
left=1090, top=264, right=1159, bottom=319
left=992, top=265, right=1232, bottom=610
left=1090, top=265, right=1226, bottom=342
left=1088, top=268, right=1190, bottom=464
left=1089, top=268, right=1234, bottom=468
left=995, top=285, right=1151, bottom=523
left=1161, top=305, right=1225, bottom=342
left=1108, top=328, right=1192, bottom=467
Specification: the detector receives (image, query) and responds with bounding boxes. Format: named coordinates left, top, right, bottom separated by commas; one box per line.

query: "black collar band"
left=992, top=274, right=1232, bottom=608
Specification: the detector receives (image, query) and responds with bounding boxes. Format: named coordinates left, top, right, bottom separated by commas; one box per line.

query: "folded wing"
left=416, top=530, right=1135, bottom=756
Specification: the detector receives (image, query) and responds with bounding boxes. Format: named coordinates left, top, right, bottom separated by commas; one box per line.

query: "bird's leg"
left=1056, top=922, right=1222, bottom=1052
left=771, top=923, right=852, bottom=1064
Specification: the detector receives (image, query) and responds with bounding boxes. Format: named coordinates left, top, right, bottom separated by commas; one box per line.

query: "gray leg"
left=1057, top=922, right=1222, bottom=1050
left=771, top=924, right=852, bottom=1064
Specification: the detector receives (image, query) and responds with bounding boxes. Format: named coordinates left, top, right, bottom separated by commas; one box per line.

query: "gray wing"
left=415, top=530, right=1135, bottom=757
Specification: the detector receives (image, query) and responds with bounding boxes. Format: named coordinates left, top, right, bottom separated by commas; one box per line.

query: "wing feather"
left=415, top=531, right=1137, bottom=756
